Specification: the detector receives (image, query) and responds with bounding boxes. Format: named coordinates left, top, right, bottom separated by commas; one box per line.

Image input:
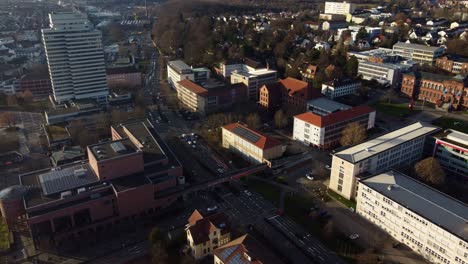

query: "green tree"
left=344, top=56, right=359, bottom=77
left=340, top=123, right=366, bottom=147
left=274, top=109, right=288, bottom=128
left=245, top=113, right=261, bottom=129
left=414, top=157, right=446, bottom=185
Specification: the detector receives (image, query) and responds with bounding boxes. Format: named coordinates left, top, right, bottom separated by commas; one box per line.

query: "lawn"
left=432, top=117, right=468, bottom=133
left=244, top=178, right=281, bottom=206
left=45, top=125, right=70, bottom=141
left=327, top=189, right=356, bottom=209
left=0, top=217, right=10, bottom=251
left=372, top=102, right=417, bottom=118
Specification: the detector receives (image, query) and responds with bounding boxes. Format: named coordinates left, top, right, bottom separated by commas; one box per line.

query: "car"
left=217, top=168, right=224, bottom=174
left=392, top=242, right=401, bottom=248
left=192, top=145, right=197, bottom=149
left=207, top=206, right=218, bottom=212
left=325, top=165, right=331, bottom=170
left=187, top=141, right=192, bottom=145
left=192, top=140, right=197, bottom=144
left=306, top=173, right=314, bottom=180
left=244, top=190, right=252, bottom=196
left=349, top=234, right=359, bottom=240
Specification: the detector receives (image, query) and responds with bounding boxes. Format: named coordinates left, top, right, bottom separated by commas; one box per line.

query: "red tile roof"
left=222, top=123, right=282, bottom=150
left=187, top=210, right=230, bottom=245
left=214, top=234, right=284, bottom=264
left=178, top=79, right=208, bottom=95
left=279, top=77, right=308, bottom=96
left=294, top=105, right=375, bottom=128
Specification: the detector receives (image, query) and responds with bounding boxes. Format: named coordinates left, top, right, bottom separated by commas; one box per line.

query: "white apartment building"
left=357, top=170, right=468, bottom=264
left=393, top=42, right=445, bottom=64
left=222, top=123, right=285, bottom=165
left=433, top=129, right=468, bottom=179
left=167, top=60, right=210, bottom=88
left=321, top=79, right=360, bottom=99
left=329, top=122, right=440, bottom=200
left=231, top=68, right=277, bottom=100
left=293, top=105, right=375, bottom=149
left=324, top=1, right=356, bottom=15
left=42, top=12, right=109, bottom=105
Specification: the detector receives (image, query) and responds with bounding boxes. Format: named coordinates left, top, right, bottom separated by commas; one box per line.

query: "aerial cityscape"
left=0, top=0, right=466, bottom=263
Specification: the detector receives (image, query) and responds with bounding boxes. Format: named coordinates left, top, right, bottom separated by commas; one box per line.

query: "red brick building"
left=259, top=82, right=282, bottom=111
left=435, top=55, right=468, bottom=75
left=106, top=66, right=142, bottom=89
left=401, top=72, right=468, bottom=110
left=20, top=72, right=52, bottom=99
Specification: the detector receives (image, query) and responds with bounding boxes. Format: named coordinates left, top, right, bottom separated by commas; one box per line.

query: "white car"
left=306, top=173, right=314, bottom=180
left=217, top=168, right=224, bottom=174
left=244, top=190, right=252, bottom=196
left=325, top=165, right=331, bottom=170
left=349, top=234, right=359, bottom=240
left=207, top=206, right=218, bottom=212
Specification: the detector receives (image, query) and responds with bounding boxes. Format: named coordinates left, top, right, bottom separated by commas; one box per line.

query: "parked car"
left=207, top=206, right=218, bottom=212
left=306, top=173, right=314, bottom=180
left=244, top=190, right=252, bottom=196
left=349, top=234, right=359, bottom=240
left=325, top=165, right=331, bottom=170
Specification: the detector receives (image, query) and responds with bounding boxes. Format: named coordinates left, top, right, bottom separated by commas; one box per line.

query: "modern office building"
left=321, top=20, right=348, bottom=31
left=186, top=210, right=231, bottom=259
left=42, top=12, right=109, bottom=105
left=401, top=72, right=467, bottom=110
left=222, top=123, right=286, bottom=166
left=214, top=234, right=284, bottom=264
left=293, top=105, right=375, bottom=149
left=230, top=68, right=277, bottom=100
left=433, top=129, right=468, bottom=179
left=392, top=42, right=445, bottom=64
left=435, top=54, right=468, bottom=75
left=356, top=170, right=468, bottom=264
left=1, top=121, right=183, bottom=249
left=321, top=79, right=360, bottom=99
left=324, top=1, right=356, bottom=15
left=106, top=66, right=142, bottom=89
left=306, top=97, right=351, bottom=116
left=167, top=60, right=210, bottom=88
left=20, top=72, right=52, bottom=100
left=329, top=122, right=440, bottom=200
left=357, top=61, right=414, bottom=86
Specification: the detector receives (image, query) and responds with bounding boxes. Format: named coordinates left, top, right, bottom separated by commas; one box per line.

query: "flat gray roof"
left=393, top=42, right=443, bottom=52
left=307, top=97, right=351, bottom=114
left=361, top=170, right=468, bottom=240
left=335, top=122, right=440, bottom=163
left=168, top=60, right=191, bottom=73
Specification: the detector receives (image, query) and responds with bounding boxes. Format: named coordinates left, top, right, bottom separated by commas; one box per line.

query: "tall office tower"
left=42, top=12, right=109, bottom=106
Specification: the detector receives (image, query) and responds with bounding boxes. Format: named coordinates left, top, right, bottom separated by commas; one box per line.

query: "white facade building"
left=329, top=122, right=440, bottom=200
left=230, top=68, right=277, bottom=100
left=324, top=1, right=356, bottom=15
left=357, top=170, right=468, bottom=264
left=167, top=60, right=210, bottom=88
left=393, top=42, right=445, bottom=64
left=42, top=12, right=109, bottom=105
left=321, top=79, right=360, bottom=99
left=358, top=61, right=415, bottom=86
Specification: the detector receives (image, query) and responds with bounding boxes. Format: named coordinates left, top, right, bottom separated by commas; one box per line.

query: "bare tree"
left=414, top=157, right=446, bottom=185
left=340, top=123, right=366, bottom=147
left=245, top=113, right=261, bottom=129
left=0, top=112, right=16, bottom=127
left=274, top=109, right=288, bottom=128
left=151, top=241, right=169, bottom=264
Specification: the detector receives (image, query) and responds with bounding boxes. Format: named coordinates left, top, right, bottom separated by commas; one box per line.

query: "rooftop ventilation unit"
left=110, top=141, right=127, bottom=153
left=60, top=190, right=72, bottom=199
left=74, top=168, right=87, bottom=178
left=77, top=187, right=87, bottom=194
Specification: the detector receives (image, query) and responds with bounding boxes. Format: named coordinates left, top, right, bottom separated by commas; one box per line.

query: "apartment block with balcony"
left=433, top=129, right=468, bottom=180
left=392, top=42, right=445, bottom=64
left=329, top=122, right=440, bottom=200
left=186, top=210, right=231, bottom=259
left=356, top=170, right=468, bottom=264
left=6, top=121, right=183, bottom=249
left=222, top=123, right=286, bottom=166
left=293, top=105, right=375, bottom=149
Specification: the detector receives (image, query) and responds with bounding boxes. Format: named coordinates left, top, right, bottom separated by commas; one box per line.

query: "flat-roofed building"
left=306, top=97, right=351, bottom=116
left=293, top=105, right=375, bottom=149
left=321, top=79, right=360, bottom=99
left=324, top=1, right=356, bottom=15
left=433, top=129, right=468, bottom=179
left=392, top=42, right=445, bottom=64
left=435, top=54, right=468, bottom=75
left=11, top=121, right=183, bottom=249
left=167, top=60, right=210, bottom=88
left=20, top=72, right=52, bottom=100
left=356, top=170, right=468, bottom=264
left=106, top=66, right=142, bottom=89
left=222, top=123, right=286, bottom=166
left=231, top=68, right=277, bottom=100
left=358, top=60, right=414, bottom=86
left=329, top=122, right=440, bottom=199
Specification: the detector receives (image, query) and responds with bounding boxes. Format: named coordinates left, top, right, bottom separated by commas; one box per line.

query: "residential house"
left=321, top=79, right=360, bottom=99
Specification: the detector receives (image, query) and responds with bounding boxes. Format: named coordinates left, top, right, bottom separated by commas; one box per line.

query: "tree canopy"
left=414, top=157, right=446, bottom=185
left=340, top=123, right=366, bottom=147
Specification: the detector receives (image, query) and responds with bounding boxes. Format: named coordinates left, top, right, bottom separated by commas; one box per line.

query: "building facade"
left=293, top=105, right=375, bottom=149
left=401, top=72, right=468, bottom=110
left=167, top=60, right=210, bottom=89
left=106, top=67, right=142, bottom=89
left=259, top=82, right=282, bottom=112
left=9, top=121, right=183, bottom=249
left=230, top=68, right=277, bottom=100
left=358, top=61, right=413, bottom=86
left=357, top=170, right=468, bottom=264
left=20, top=73, right=52, bottom=100
left=324, top=1, right=356, bottom=15
left=392, top=42, right=445, bottom=64
left=321, top=79, right=360, bottom=99
left=435, top=55, right=468, bottom=75
left=186, top=210, right=231, bottom=259
left=433, top=129, right=468, bottom=180
left=42, top=12, right=109, bottom=105
left=329, top=122, right=440, bottom=200
left=222, top=123, right=285, bottom=166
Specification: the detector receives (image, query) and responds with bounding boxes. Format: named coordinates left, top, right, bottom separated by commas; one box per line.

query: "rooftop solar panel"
left=232, top=126, right=261, bottom=143
left=220, top=245, right=238, bottom=259
left=110, top=141, right=126, bottom=153
left=39, top=164, right=99, bottom=196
